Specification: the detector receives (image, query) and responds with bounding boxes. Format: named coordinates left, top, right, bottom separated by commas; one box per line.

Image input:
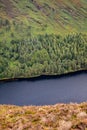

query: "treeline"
left=0, top=33, right=87, bottom=79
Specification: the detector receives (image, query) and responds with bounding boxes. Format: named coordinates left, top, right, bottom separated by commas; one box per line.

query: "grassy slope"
left=0, top=0, right=87, bottom=39
left=0, top=0, right=87, bottom=80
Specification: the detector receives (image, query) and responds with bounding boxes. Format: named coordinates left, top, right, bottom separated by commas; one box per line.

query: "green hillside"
left=0, top=0, right=87, bottom=38
left=0, top=0, right=87, bottom=79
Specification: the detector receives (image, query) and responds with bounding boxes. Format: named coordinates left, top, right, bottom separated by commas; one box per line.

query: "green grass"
left=0, top=0, right=87, bottom=39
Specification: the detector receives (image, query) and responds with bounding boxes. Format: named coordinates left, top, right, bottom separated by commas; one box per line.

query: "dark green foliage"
left=0, top=33, right=87, bottom=79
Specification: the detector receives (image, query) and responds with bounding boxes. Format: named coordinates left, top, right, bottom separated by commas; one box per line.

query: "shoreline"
left=0, top=69, right=87, bottom=83
left=0, top=102, right=87, bottom=107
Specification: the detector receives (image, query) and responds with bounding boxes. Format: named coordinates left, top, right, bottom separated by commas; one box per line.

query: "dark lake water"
left=0, top=71, right=87, bottom=106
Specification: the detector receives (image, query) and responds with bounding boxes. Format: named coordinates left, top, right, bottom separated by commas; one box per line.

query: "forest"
left=0, top=33, right=87, bottom=79
left=0, top=0, right=87, bottom=80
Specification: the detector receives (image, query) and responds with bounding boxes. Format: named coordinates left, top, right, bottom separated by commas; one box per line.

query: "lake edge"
left=0, top=68, right=87, bottom=83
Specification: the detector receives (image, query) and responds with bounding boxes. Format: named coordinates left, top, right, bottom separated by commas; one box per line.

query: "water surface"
left=0, top=72, right=87, bottom=105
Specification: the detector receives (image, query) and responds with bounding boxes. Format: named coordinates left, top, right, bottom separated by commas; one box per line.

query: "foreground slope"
left=0, top=103, right=87, bottom=129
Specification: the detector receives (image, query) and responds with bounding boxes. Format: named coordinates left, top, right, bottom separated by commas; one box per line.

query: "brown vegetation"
left=0, top=0, right=19, bottom=18
left=0, top=103, right=87, bottom=130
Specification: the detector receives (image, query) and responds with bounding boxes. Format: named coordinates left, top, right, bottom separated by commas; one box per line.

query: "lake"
left=0, top=71, right=87, bottom=106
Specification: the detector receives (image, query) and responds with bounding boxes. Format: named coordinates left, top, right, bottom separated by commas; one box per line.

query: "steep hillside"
left=0, top=0, right=87, bottom=38
left=0, top=0, right=87, bottom=80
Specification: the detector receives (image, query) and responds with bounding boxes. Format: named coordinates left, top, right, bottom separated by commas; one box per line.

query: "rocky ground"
left=0, top=102, right=87, bottom=130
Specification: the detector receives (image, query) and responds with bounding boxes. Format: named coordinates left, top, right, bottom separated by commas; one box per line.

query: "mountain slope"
left=0, top=0, right=87, bottom=80
left=0, top=0, right=87, bottom=38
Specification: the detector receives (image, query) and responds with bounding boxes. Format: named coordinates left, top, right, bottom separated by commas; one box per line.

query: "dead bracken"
left=0, top=102, right=87, bottom=130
